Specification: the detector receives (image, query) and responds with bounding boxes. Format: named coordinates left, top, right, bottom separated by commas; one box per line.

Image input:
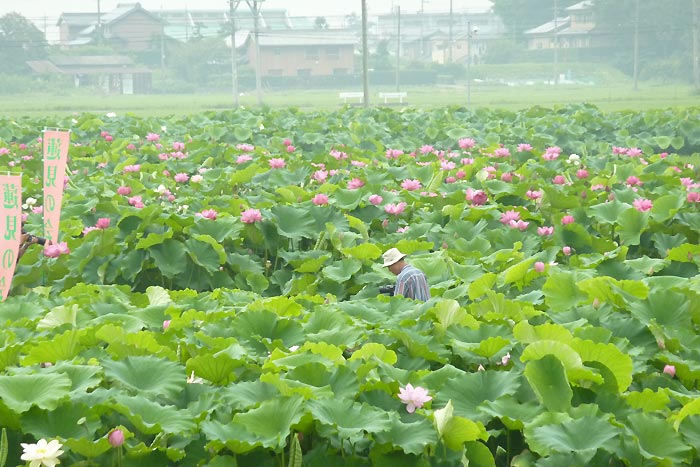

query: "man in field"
left=381, top=247, right=431, bottom=302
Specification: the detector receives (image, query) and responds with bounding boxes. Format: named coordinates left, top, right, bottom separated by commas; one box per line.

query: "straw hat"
left=382, top=248, right=406, bottom=267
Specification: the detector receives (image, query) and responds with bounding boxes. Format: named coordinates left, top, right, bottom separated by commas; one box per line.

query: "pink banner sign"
left=0, top=175, right=22, bottom=300
left=42, top=130, right=70, bottom=245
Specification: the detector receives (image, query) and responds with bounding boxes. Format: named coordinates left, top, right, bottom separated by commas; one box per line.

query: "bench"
left=378, top=91, right=408, bottom=104
left=339, top=91, right=364, bottom=104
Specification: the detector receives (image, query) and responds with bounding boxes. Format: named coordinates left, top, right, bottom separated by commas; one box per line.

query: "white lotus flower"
left=21, top=438, right=64, bottom=467
left=106, top=112, right=117, bottom=118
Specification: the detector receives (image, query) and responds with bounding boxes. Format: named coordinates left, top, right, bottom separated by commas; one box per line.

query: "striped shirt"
left=395, top=264, right=431, bottom=301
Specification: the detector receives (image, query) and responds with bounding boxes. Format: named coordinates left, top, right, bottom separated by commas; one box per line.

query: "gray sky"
left=0, top=0, right=493, bottom=41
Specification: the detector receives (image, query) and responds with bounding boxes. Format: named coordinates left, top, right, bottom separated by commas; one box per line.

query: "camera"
left=378, top=285, right=395, bottom=296
left=21, top=228, right=47, bottom=246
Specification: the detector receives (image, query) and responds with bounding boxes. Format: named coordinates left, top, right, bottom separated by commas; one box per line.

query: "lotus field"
left=3, top=104, right=700, bottom=467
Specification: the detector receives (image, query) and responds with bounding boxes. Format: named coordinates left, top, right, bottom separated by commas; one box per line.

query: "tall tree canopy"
left=0, top=12, right=48, bottom=74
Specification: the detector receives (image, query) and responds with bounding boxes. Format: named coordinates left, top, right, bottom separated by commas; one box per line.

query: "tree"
left=314, top=16, right=329, bottom=29
left=0, top=12, right=47, bottom=74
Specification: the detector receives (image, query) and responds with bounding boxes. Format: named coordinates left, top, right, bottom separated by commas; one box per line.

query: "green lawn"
left=4, top=82, right=699, bottom=118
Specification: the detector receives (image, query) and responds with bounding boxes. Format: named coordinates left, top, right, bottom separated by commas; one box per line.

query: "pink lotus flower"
left=105, top=135, right=113, bottom=142
left=526, top=190, right=542, bottom=200
left=517, top=143, right=532, bottom=152
left=197, top=209, right=218, bottom=220
left=576, top=169, right=589, bottom=179
left=174, top=173, right=189, bottom=183
left=537, top=226, right=554, bottom=236
left=347, top=178, right=365, bottom=190
left=236, top=154, right=253, bottom=164
left=500, top=172, right=513, bottom=182
left=440, top=160, right=456, bottom=171
left=663, top=364, right=676, bottom=378
left=123, top=164, right=140, bottom=173
left=465, top=188, right=487, bottom=206
left=401, top=179, right=422, bottom=191
left=633, top=198, right=653, bottom=212
left=561, top=215, right=575, bottom=225
left=419, top=145, right=435, bottom=155
left=108, top=429, right=125, bottom=447
left=146, top=133, right=160, bottom=142
left=398, top=383, right=432, bottom=413
left=562, top=246, right=572, bottom=256
left=509, top=219, right=529, bottom=231
left=312, top=170, right=328, bottom=183
left=96, top=218, right=111, bottom=229
left=687, top=192, right=700, bottom=203
left=163, top=320, right=171, bottom=330
left=117, top=186, right=131, bottom=196
left=172, top=141, right=185, bottom=151
left=44, top=242, right=70, bottom=258
left=543, top=147, right=561, bottom=161
left=330, top=149, right=347, bottom=160
left=241, top=208, right=262, bottom=224
left=237, top=143, right=255, bottom=151
left=385, top=148, right=404, bottom=159
left=286, top=145, right=296, bottom=153
left=500, top=210, right=520, bottom=224
left=461, top=157, right=475, bottom=165
left=627, top=148, right=642, bottom=157
left=312, top=194, right=329, bottom=205
left=613, top=146, right=628, bottom=155
left=269, top=158, right=286, bottom=169
left=128, top=196, right=144, bottom=208
left=552, top=175, right=566, bottom=185
left=385, top=202, right=407, bottom=215
left=626, top=176, right=642, bottom=187
left=369, top=194, right=383, bottom=205
left=455, top=170, right=466, bottom=179
left=494, top=147, right=511, bottom=158
left=458, top=138, right=476, bottom=149
left=397, top=226, right=410, bottom=233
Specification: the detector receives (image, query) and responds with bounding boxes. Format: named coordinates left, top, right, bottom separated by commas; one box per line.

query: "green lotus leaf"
left=247, top=295, right=303, bottom=317
left=525, top=415, right=618, bottom=457
left=464, top=441, right=496, bottom=467
left=431, top=299, right=479, bottom=333
left=628, top=288, right=690, bottom=328
left=468, top=272, right=497, bottom=300
left=148, top=238, right=187, bottom=277
left=322, top=258, right=362, bottom=282
left=43, top=362, right=102, bottom=394
left=342, top=243, right=382, bottom=261
left=63, top=437, right=113, bottom=459
left=233, top=310, right=306, bottom=348
left=521, top=340, right=603, bottom=386
left=588, top=199, right=629, bottom=224
left=626, top=388, right=671, bottom=413
left=617, top=207, right=648, bottom=246
left=186, top=353, right=241, bottom=385
left=0, top=373, right=71, bottom=413
left=0, top=345, right=20, bottom=372
left=102, top=355, right=186, bottom=399
left=146, top=285, right=172, bottom=306
left=673, top=397, right=700, bottom=430
left=346, top=214, right=369, bottom=239
left=21, top=403, right=95, bottom=440
left=186, top=237, right=225, bottom=272
left=442, top=416, right=487, bottom=451
left=230, top=162, right=262, bottom=184
left=0, top=299, right=45, bottom=323
left=499, top=257, right=536, bottom=286
left=434, top=370, right=520, bottom=423
left=219, top=381, right=280, bottom=411
left=348, top=343, right=398, bottom=365
left=308, top=398, right=392, bottom=440
left=524, top=355, right=572, bottom=413
left=271, top=205, right=317, bottom=239
left=678, top=415, right=700, bottom=449
left=572, top=339, right=633, bottom=393
left=36, top=304, right=78, bottom=329
left=513, top=321, right=574, bottom=344
left=666, top=243, right=700, bottom=262
left=233, top=396, right=305, bottom=449
left=479, top=396, right=543, bottom=431
left=187, top=216, right=243, bottom=243
left=112, top=394, right=197, bottom=435
left=650, top=194, right=684, bottom=222
left=136, top=229, right=175, bottom=250
left=577, top=276, right=649, bottom=308
left=293, top=254, right=331, bottom=273
left=627, top=412, right=692, bottom=464
left=542, top=270, right=590, bottom=312
left=22, top=329, right=84, bottom=366
left=302, top=308, right=363, bottom=346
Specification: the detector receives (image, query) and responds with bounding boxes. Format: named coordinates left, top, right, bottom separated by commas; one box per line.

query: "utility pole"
left=395, top=6, right=401, bottom=91
left=362, top=0, right=370, bottom=108
left=245, top=0, right=264, bottom=106
left=693, top=0, right=699, bottom=89
left=633, top=0, right=640, bottom=90
left=229, top=0, right=242, bottom=106
left=466, top=20, right=473, bottom=107
left=553, top=0, right=558, bottom=85
left=448, top=0, right=453, bottom=63
left=96, top=0, right=102, bottom=45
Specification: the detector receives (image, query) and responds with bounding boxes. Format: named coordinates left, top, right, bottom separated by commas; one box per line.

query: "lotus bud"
left=663, top=364, right=676, bottom=378
left=108, top=429, right=125, bottom=447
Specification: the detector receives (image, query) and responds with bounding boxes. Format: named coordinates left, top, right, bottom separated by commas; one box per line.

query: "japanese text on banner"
left=0, top=175, right=22, bottom=300
left=42, top=130, right=70, bottom=245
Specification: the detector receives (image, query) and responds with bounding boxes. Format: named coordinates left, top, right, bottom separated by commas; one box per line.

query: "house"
left=57, top=2, right=163, bottom=50
left=524, top=0, right=595, bottom=50
left=376, top=2, right=504, bottom=64
left=247, top=30, right=357, bottom=77
left=26, top=55, right=152, bottom=94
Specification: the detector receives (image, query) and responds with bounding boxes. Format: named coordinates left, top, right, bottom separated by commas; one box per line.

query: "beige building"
left=524, top=0, right=595, bottom=50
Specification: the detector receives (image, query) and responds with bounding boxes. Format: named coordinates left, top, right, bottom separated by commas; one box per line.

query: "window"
left=326, top=46, right=340, bottom=59
left=273, top=47, right=282, bottom=56
left=305, top=47, right=319, bottom=60
left=297, top=68, right=311, bottom=77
